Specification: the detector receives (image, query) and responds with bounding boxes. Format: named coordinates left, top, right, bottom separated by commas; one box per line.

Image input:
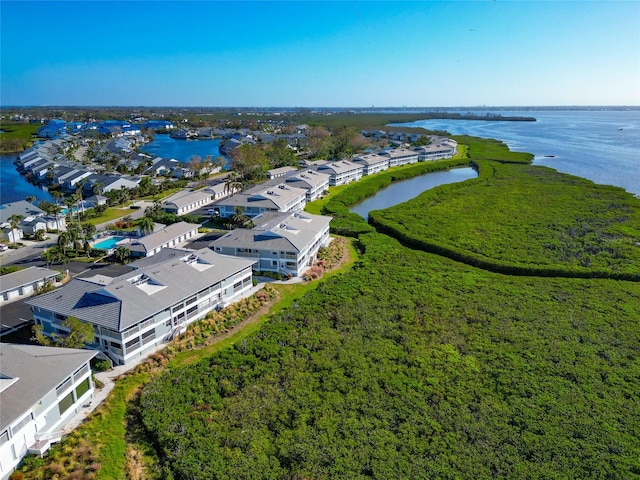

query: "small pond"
left=350, top=167, right=478, bottom=219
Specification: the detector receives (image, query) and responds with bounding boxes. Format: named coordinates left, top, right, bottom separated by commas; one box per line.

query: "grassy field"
left=0, top=122, right=41, bottom=152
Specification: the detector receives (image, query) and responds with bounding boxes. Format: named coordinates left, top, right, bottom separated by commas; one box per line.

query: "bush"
left=91, top=358, right=111, bottom=372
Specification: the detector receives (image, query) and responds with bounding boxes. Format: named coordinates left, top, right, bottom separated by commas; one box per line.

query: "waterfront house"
left=352, top=153, right=390, bottom=176
left=124, top=221, right=201, bottom=258
left=216, top=184, right=307, bottom=219
left=310, top=160, right=363, bottom=186
left=26, top=249, right=256, bottom=366
left=145, top=157, right=181, bottom=176
left=381, top=148, right=419, bottom=167
left=281, top=170, right=330, bottom=201
left=210, top=211, right=332, bottom=278
left=413, top=137, right=458, bottom=160
left=0, top=266, right=60, bottom=304
left=0, top=344, right=97, bottom=479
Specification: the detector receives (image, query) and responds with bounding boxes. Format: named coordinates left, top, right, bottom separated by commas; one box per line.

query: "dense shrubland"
left=370, top=161, right=640, bottom=279
left=140, top=232, right=640, bottom=479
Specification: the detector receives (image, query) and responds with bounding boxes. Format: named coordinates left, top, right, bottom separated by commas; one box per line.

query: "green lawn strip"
left=305, top=184, right=350, bottom=215
left=83, top=207, right=135, bottom=226
left=92, top=373, right=150, bottom=480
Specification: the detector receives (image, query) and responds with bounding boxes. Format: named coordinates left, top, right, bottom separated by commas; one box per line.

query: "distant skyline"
left=1, top=1, right=639, bottom=108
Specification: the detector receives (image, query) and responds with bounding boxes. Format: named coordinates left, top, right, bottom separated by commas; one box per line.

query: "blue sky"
left=1, top=1, right=639, bottom=107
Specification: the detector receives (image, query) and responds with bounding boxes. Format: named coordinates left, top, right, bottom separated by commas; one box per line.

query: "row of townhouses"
left=214, top=140, right=457, bottom=219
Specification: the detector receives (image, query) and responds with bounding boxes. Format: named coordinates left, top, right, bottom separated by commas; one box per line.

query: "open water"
left=140, top=134, right=223, bottom=162
left=350, top=167, right=477, bottom=219
left=394, top=110, right=640, bottom=196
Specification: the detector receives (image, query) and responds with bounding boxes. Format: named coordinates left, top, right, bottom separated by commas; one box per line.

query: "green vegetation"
left=0, top=122, right=40, bottom=152
left=370, top=161, right=640, bottom=279
left=32, top=316, right=94, bottom=349
left=0, top=265, right=23, bottom=276
left=140, top=232, right=640, bottom=479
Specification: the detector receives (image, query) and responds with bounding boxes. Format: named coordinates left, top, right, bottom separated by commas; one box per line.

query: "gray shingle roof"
left=211, top=211, right=331, bottom=253
left=0, top=267, right=60, bottom=293
left=0, top=344, right=97, bottom=433
left=26, top=249, right=255, bottom=332
left=218, top=184, right=307, bottom=211
left=0, top=201, right=45, bottom=224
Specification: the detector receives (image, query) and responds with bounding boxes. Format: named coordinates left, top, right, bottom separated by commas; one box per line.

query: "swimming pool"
left=92, top=236, right=126, bottom=250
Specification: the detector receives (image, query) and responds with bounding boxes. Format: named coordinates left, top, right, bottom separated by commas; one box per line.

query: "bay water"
left=394, top=110, right=640, bottom=196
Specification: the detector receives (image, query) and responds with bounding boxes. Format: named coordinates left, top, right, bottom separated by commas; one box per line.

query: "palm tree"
left=231, top=206, right=249, bottom=228
left=57, top=231, right=71, bottom=255
left=41, top=248, right=56, bottom=268
left=138, top=215, right=155, bottom=236
left=51, top=191, right=65, bottom=231
left=120, top=187, right=129, bottom=208
left=113, top=245, right=131, bottom=264
left=82, top=222, right=96, bottom=239
left=25, top=195, right=36, bottom=204
left=8, top=214, right=23, bottom=247
left=93, top=182, right=104, bottom=196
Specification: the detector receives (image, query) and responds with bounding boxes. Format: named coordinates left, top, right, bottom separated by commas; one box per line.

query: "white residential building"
left=162, top=189, right=214, bottom=215
left=26, top=249, right=256, bottom=366
left=352, top=153, right=390, bottom=176
left=311, top=160, right=364, bottom=186
left=124, top=222, right=201, bottom=258
left=216, top=184, right=307, bottom=219
left=211, top=211, right=332, bottom=278
left=381, top=148, right=419, bottom=167
left=0, top=344, right=97, bottom=480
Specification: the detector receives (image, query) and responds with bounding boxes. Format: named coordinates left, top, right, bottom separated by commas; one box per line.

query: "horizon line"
left=2, top=105, right=639, bottom=110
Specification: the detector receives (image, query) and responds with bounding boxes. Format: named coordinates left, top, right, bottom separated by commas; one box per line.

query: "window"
left=125, top=337, right=140, bottom=350
left=0, top=430, right=8, bottom=447
left=11, top=413, right=33, bottom=435
left=73, top=364, right=89, bottom=381
left=58, top=391, right=74, bottom=415
left=141, top=329, right=156, bottom=340
left=56, top=376, right=73, bottom=397
left=75, top=377, right=91, bottom=399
